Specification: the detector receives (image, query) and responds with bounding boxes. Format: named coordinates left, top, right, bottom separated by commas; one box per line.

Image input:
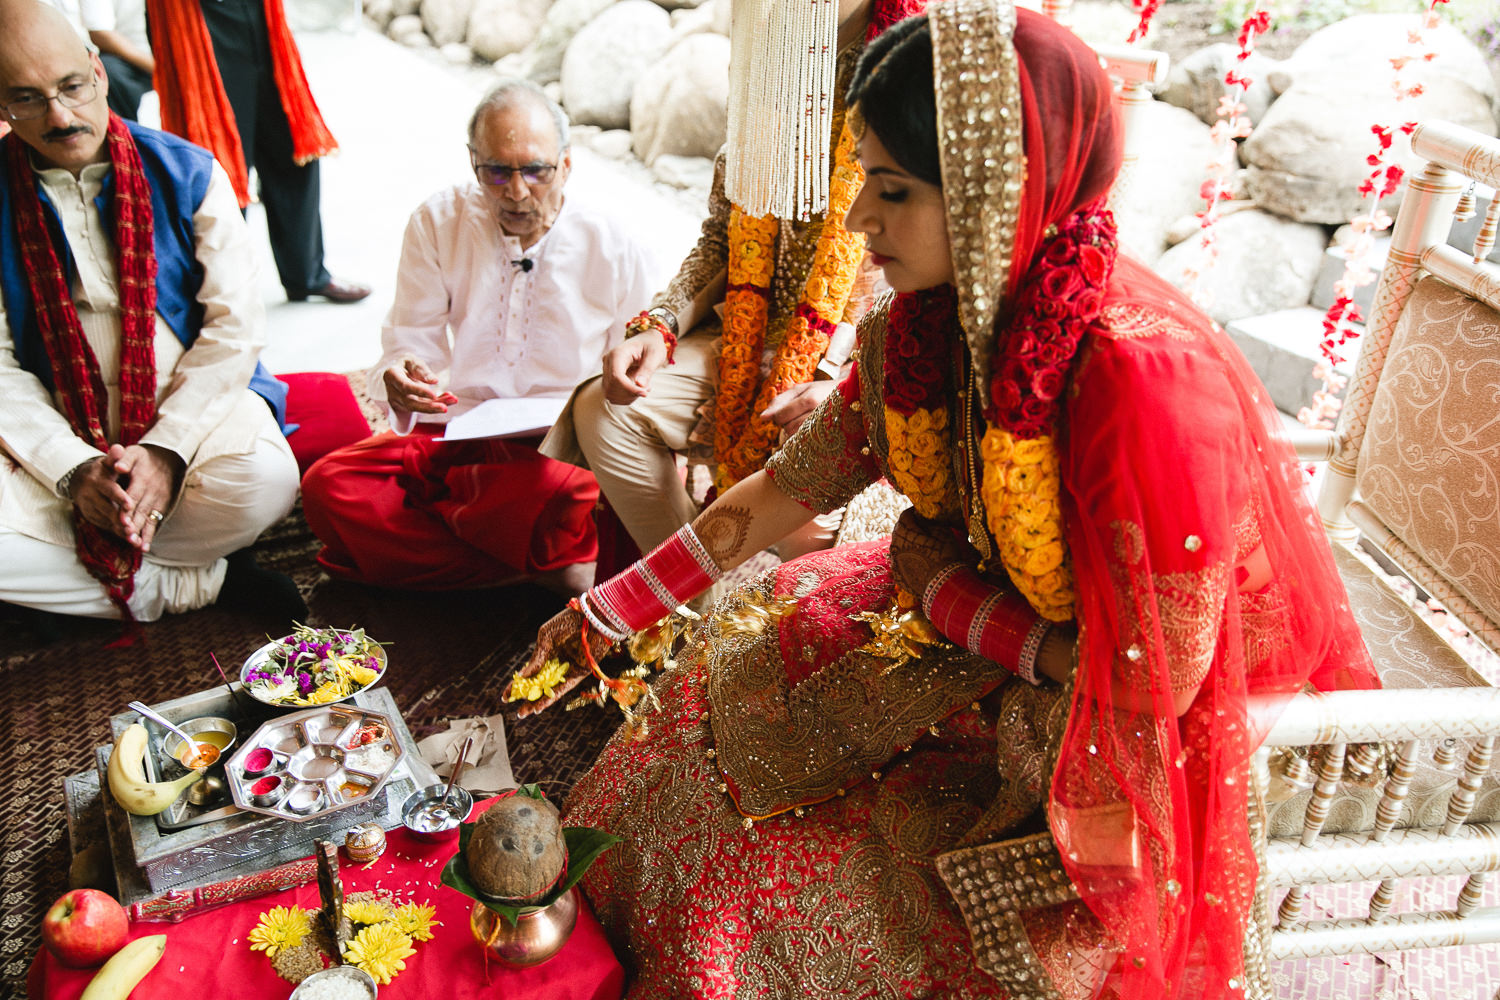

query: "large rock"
left=1245, top=14, right=1498, bottom=225
left=392, top=0, right=421, bottom=17
left=420, top=0, right=473, bottom=47
left=1110, top=100, right=1219, bottom=264
left=651, top=153, right=714, bottom=189
left=561, top=0, right=672, bottom=129
left=510, top=0, right=616, bottom=84
left=1159, top=43, right=1278, bottom=128
left=650, top=0, right=707, bottom=11
left=1153, top=209, right=1330, bottom=326
left=387, top=13, right=426, bottom=42
left=630, top=33, right=729, bottom=163
left=363, top=0, right=396, bottom=30
left=467, top=0, right=548, bottom=62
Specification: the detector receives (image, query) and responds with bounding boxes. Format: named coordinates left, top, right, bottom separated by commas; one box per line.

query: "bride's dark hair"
left=845, top=15, right=939, bottom=186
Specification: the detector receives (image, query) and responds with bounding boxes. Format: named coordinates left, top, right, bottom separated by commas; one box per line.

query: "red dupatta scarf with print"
left=2, top=113, right=158, bottom=620
left=148, top=0, right=337, bottom=208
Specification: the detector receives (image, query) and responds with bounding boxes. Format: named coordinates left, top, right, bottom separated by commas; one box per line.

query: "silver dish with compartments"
left=226, top=706, right=405, bottom=823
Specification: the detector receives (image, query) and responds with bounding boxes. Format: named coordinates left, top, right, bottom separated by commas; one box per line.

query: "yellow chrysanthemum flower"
left=506, top=658, right=571, bottom=703
left=392, top=902, right=441, bottom=942
left=344, top=899, right=393, bottom=926
left=305, top=680, right=343, bottom=705
left=343, top=922, right=417, bottom=986
left=248, top=905, right=311, bottom=957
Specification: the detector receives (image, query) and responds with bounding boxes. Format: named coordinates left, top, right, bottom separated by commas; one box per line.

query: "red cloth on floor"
left=280, top=372, right=372, bottom=475
left=29, top=796, right=626, bottom=1000
left=301, top=427, right=598, bottom=589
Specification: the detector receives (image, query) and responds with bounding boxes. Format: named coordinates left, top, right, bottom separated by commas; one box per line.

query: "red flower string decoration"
left=1306, top=0, right=1447, bottom=431
left=1182, top=8, right=1270, bottom=308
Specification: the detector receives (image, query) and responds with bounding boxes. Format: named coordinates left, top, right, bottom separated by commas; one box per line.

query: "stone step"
left=1225, top=306, right=1363, bottom=418
left=1310, top=238, right=1390, bottom=316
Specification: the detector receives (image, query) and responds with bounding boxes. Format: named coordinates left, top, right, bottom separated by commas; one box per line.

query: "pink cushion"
left=280, top=372, right=371, bottom=475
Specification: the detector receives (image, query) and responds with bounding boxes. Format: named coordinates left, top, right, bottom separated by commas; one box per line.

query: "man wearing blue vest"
left=0, top=0, right=303, bottom=625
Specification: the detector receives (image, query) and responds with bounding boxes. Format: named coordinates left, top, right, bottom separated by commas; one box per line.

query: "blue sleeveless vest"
left=0, top=122, right=289, bottom=429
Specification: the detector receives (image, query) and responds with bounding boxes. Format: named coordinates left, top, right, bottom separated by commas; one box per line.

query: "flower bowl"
left=241, top=626, right=388, bottom=708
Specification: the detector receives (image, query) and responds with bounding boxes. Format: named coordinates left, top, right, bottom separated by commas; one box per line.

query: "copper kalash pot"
left=469, top=888, right=579, bottom=967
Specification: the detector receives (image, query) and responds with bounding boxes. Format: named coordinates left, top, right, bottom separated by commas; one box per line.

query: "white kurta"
left=369, top=183, right=660, bottom=435
left=0, top=157, right=298, bottom=620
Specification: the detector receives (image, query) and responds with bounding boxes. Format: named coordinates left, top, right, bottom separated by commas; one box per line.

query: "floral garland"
left=715, top=121, right=867, bottom=490
left=883, top=285, right=960, bottom=519
left=979, top=208, right=1117, bottom=621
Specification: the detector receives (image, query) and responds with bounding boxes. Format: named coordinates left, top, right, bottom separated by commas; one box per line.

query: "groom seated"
left=301, top=80, right=657, bottom=595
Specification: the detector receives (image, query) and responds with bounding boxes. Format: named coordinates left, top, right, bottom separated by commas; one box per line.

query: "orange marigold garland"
left=715, top=122, right=867, bottom=490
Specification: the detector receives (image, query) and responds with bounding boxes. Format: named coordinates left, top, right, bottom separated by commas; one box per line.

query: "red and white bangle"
left=625, top=309, right=679, bottom=365
left=586, top=524, right=721, bottom=634
left=921, top=563, right=964, bottom=619
left=1015, top=617, right=1052, bottom=686
left=575, top=591, right=630, bottom=643
left=925, top=566, right=1044, bottom=684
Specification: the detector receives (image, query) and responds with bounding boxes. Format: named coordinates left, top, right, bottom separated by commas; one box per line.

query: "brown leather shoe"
left=289, top=277, right=372, bottom=303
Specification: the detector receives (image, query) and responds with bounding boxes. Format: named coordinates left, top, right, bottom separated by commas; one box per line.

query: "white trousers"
left=0, top=413, right=298, bottom=621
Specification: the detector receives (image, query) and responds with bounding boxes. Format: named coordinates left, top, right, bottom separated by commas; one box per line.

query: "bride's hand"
left=888, top=509, right=978, bottom=599
left=514, top=605, right=615, bottom=716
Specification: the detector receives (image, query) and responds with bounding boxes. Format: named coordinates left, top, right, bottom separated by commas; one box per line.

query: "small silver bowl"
left=161, top=716, right=238, bottom=769
left=400, top=784, right=475, bottom=842
left=289, top=965, right=378, bottom=999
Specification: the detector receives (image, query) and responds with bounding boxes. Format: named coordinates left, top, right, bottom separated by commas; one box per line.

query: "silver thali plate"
left=225, top=705, right=405, bottom=823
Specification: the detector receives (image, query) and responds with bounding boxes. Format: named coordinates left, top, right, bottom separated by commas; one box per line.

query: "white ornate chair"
left=1250, top=120, right=1500, bottom=965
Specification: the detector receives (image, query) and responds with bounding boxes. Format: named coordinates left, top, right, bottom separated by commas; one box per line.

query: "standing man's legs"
left=199, top=0, right=331, bottom=299
left=99, top=53, right=151, bottom=120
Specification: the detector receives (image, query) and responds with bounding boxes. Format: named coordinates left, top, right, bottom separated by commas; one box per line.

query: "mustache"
left=42, top=124, right=91, bottom=142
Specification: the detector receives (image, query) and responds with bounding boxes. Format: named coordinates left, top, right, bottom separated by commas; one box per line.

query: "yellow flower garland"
left=715, top=121, right=867, bottom=490
left=979, top=426, right=1075, bottom=621
left=884, top=407, right=957, bottom=519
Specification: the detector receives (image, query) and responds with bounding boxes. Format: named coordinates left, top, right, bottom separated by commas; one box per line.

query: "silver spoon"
left=128, top=700, right=198, bottom=749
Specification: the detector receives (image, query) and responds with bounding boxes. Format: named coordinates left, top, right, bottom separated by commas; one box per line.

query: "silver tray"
left=226, top=705, right=406, bottom=822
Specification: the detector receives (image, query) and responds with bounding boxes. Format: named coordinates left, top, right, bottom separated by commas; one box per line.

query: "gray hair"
left=467, top=78, right=571, bottom=153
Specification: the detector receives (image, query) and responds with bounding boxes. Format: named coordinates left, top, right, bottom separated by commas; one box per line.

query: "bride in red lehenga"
left=527, top=2, right=1379, bottom=996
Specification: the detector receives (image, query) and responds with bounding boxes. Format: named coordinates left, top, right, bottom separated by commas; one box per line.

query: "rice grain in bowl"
left=290, top=966, right=377, bottom=1000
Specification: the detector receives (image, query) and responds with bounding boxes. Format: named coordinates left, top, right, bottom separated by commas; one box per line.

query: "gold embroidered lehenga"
left=563, top=4, right=1377, bottom=997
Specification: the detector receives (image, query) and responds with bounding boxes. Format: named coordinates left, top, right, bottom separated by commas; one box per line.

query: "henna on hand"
left=694, top=504, right=752, bottom=566
left=889, top=509, right=978, bottom=597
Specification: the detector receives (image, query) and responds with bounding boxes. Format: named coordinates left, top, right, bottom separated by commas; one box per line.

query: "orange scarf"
left=148, top=0, right=338, bottom=207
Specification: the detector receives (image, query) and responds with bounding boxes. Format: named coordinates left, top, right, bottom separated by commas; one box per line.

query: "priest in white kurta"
left=301, top=81, right=656, bottom=594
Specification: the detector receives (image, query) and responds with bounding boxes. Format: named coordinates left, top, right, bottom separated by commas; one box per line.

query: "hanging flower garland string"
left=1183, top=9, right=1270, bottom=308
left=1305, top=0, right=1448, bottom=432
left=715, top=122, right=867, bottom=490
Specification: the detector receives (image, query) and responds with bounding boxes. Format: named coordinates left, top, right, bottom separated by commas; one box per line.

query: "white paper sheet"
left=439, top=396, right=568, bottom=442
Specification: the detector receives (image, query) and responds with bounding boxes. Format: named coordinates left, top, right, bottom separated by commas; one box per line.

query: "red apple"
left=40, top=888, right=129, bottom=968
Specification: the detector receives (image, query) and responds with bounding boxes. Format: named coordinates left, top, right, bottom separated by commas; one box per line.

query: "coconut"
left=467, top=794, right=568, bottom=900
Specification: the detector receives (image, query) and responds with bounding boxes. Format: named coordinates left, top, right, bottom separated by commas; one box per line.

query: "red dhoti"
left=301, top=427, right=598, bottom=589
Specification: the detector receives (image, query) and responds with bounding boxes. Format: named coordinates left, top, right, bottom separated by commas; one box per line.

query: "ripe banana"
left=79, top=934, right=166, bottom=1000
left=106, top=723, right=202, bottom=816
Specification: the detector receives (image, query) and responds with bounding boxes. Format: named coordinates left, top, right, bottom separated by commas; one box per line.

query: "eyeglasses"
left=469, top=153, right=558, bottom=188
left=2, top=76, right=98, bottom=121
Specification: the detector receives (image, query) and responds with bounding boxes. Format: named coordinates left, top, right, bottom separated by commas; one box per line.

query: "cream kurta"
left=0, top=157, right=297, bottom=619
